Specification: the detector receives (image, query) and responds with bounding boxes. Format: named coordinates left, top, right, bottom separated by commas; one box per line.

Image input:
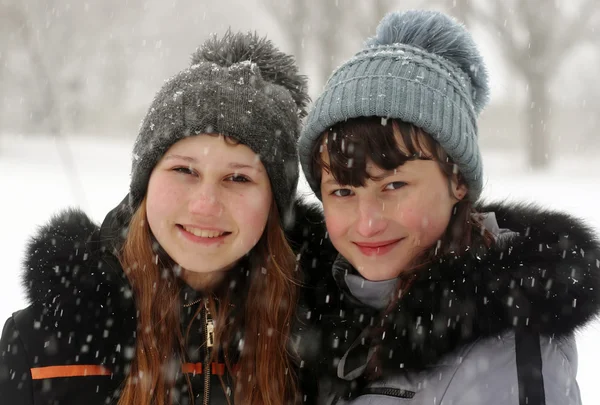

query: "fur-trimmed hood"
left=296, top=201, right=600, bottom=385
left=22, top=196, right=134, bottom=310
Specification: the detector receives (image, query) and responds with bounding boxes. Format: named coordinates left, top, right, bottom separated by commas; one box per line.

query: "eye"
left=384, top=181, right=406, bottom=190
left=331, top=188, right=354, bottom=197
left=226, top=174, right=251, bottom=183
left=173, top=167, right=195, bottom=176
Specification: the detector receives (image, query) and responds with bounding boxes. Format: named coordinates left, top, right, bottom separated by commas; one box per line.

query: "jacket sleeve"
left=442, top=332, right=581, bottom=405
left=0, top=316, right=34, bottom=405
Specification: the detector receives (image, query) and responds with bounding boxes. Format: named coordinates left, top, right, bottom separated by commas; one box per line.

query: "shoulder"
left=3, top=300, right=135, bottom=381
left=443, top=331, right=581, bottom=404
left=22, top=208, right=132, bottom=311
left=455, top=330, right=578, bottom=373
left=12, top=208, right=137, bottom=375
left=374, top=200, right=600, bottom=370
left=0, top=315, right=33, bottom=404
left=0, top=305, right=131, bottom=403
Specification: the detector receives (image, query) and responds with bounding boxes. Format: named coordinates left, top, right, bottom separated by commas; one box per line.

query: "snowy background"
left=2, top=0, right=600, bottom=402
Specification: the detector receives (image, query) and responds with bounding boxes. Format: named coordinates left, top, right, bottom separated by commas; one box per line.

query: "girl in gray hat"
left=0, top=30, right=319, bottom=405
left=297, top=10, right=600, bottom=405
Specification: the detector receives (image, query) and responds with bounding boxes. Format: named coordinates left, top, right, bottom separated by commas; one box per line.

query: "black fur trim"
left=19, top=207, right=136, bottom=376
left=285, top=197, right=337, bottom=281
left=22, top=208, right=131, bottom=310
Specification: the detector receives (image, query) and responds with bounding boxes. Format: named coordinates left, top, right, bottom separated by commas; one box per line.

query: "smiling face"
left=316, top=118, right=467, bottom=281
left=146, top=135, right=272, bottom=288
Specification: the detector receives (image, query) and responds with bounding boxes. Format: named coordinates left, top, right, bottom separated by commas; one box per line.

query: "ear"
left=453, top=182, right=468, bottom=202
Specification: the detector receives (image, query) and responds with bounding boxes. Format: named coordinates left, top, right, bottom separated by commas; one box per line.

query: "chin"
left=186, top=257, right=240, bottom=275
left=354, top=263, right=402, bottom=281
left=364, top=272, right=398, bottom=282
left=183, top=263, right=224, bottom=274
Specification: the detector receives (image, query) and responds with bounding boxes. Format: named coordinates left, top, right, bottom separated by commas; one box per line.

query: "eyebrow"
left=164, top=154, right=197, bottom=163
left=227, top=162, right=263, bottom=172
left=322, top=169, right=409, bottom=187
left=366, top=166, right=404, bottom=176
left=322, top=178, right=340, bottom=186
left=163, top=155, right=262, bottom=172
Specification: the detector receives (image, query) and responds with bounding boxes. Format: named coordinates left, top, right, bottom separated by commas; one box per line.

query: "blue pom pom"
left=366, top=10, right=489, bottom=114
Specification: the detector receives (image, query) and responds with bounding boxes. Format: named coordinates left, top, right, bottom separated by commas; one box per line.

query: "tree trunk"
left=526, top=74, right=551, bottom=169
left=309, top=0, right=340, bottom=92
left=27, top=39, right=61, bottom=135
left=0, top=50, right=4, bottom=134
left=14, top=2, right=62, bottom=135
left=292, top=1, right=307, bottom=68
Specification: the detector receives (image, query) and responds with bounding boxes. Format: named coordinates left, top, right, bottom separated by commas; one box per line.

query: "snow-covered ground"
left=1, top=134, right=599, bottom=403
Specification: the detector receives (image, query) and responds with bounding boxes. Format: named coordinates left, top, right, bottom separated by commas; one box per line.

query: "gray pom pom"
left=366, top=10, right=489, bottom=114
left=192, top=30, right=310, bottom=118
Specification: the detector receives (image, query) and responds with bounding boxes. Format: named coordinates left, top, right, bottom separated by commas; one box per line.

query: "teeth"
left=183, top=227, right=225, bottom=238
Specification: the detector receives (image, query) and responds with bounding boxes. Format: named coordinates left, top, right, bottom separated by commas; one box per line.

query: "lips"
left=177, top=224, right=231, bottom=245
left=182, top=226, right=226, bottom=238
left=353, top=239, right=403, bottom=256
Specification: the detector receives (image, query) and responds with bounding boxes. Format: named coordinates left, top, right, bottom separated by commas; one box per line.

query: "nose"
left=188, top=182, right=223, bottom=217
left=355, top=195, right=387, bottom=238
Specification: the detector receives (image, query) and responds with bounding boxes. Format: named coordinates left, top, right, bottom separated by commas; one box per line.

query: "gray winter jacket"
left=296, top=203, right=600, bottom=405
left=334, top=331, right=579, bottom=405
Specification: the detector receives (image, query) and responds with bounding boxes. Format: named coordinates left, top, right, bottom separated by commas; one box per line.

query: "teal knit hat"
left=299, top=10, right=490, bottom=201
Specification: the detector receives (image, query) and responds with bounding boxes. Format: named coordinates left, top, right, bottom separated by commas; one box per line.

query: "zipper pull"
left=204, top=299, right=214, bottom=349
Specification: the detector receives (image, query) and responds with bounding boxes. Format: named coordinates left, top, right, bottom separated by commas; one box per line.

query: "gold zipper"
left=203, top=298, right=214, bottom=405
left=183, top=297, right=204, bottom=308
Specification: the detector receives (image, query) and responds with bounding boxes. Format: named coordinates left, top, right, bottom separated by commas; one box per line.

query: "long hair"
left=117, top=198, right=299, bottom=405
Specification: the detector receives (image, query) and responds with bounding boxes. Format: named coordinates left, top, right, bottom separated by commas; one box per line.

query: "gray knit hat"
left=130, top=31, right=309, bottom=218
left=299, top=10, right=489, bottom=201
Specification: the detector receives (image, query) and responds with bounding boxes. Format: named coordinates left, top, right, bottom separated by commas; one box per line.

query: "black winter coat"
left=0, top=197, right=331, bottom=405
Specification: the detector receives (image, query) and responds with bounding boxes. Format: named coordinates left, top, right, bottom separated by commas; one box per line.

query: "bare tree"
left=263, top=0, right=390, bottom=96
left=261, top=0, right=339, bottom=92
left=1, top=0, right=145, bottom=134
left=1, top=2, right=62, bottom=134
left=0, top=1, right=94, bottom=206
left=449, top=0, right=600, bottom=168
left=263, top=0, right=309, bottom=66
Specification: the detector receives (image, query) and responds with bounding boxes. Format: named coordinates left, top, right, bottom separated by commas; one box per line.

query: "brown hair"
left=116, top=197, right=299, bottom=405
left=311, top=116, right=494, bottom=270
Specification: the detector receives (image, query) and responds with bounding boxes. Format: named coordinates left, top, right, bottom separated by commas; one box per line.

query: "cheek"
left=397, top=206, right=428, bottom=230
left=146, top=175, right=180, bottom=230
left=397, top=198, right=451, bottom=239
left=323, top=204, right=349, bottom=243
left=229, top=189, right=271, bottom=239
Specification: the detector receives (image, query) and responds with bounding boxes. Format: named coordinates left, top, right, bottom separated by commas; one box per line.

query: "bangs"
left=311, top=117, right=446, bottom=187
